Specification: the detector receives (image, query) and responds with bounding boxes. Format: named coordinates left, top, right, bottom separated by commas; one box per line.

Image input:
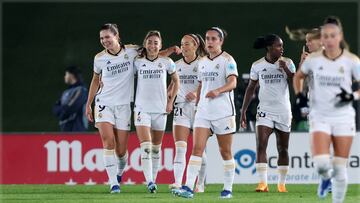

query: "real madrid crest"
left=193, top=65, right=198, bottom=72
left=339, top=66, right=344, bottom=74
left=158, top=63, right=163, bottom=68
left=124, top=54, right=129, bottom=60
left=215, top=64, right=220, bottom=69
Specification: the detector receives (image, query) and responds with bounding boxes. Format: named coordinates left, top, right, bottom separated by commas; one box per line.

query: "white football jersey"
left=93, top=45, right=139, bottom=106
left=196, top=51, right=238, bottom=120
left=250, top=56, right=296, bottom=114
left=134, top=56, right=176, bottom=113
left=301, top=49, right=360, bottom=121
left=175, top=57, right=200, bottom=104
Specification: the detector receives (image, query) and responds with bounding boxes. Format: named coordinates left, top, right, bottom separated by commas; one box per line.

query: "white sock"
left=223, top=159, right=235, bottom=191
left=151, top=144, right=161, bottom=182
left=173, top=141, right=187, bottom=186
left=197, top=151, right=207, bottom=186
left=103, top=149, right=118, bottom=187
left=256, top=163, right=268, bottom=184
left=117, top=151, right=128, bottom=176
left=332, top=157, right=348, bottom=203
left=313, top=154, right=332, bottom=180
left=140, top=142, right=153, bottom=184
left=278, top=165, right=289, bottom=185
left=185, top=155, right=202, bottom=191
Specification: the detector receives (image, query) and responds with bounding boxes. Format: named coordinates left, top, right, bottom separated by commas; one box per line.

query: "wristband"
left=353, top=92, right=360, bottom=100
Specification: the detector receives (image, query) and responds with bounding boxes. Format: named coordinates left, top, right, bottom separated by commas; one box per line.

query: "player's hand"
left=300, top=52, right=309, bottom=63
left=172, top=45, right=182, bottom=55
left=295, top=93, right=308, bottom=108
left=336, top=88, right=354, bottom=102
left=278, top=60, right=288, bottom=70
left=300, top=46, right=309, bottom=63
left=166, top=101, right=173, bottom=113
left=240, top=111, right=247, bottom=129
left=205, top=89, right=220, bottom=98
left=85, top=104, right=94, bottom=122
left=185, top=92, right=196, bottom=102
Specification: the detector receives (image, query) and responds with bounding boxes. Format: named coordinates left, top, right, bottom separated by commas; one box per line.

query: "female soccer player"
left=300, top=28, right=322, bottom=66
left=241, top=34, right=296, bottom=193
left=294, top=28, right=323, bottom=129
left=169, top=34, right=208, bottom=192
left=85, top=23, right=139, bottom=194
left=293, top=16, right=360, bottom=203
left=134, top=30, right=180, bottom=193
left=173, top=27, right=238, bottom=199
left=86, top=24, right=179, bottom=194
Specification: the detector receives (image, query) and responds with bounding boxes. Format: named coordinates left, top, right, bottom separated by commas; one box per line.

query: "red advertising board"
left=0, top=133, right=192, bottom=185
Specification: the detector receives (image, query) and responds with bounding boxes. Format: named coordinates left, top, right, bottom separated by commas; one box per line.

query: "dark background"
left=2, top=2, right=358, bottom=132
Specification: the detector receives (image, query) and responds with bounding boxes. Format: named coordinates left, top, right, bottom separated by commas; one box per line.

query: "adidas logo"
left=107, top=61, right=111, bottom=64
left=262, top=68, right=267, bottom=72
left=178, top=68, right=182, bottom=72
left=319, top=66, right=323, bottom=70
left=142, top=64, right=146, bottom=67
left=224, top=126, right=230, bottom=130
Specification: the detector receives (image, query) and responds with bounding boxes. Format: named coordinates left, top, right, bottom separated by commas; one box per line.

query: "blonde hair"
left=306, top=28, right=321, bottom=40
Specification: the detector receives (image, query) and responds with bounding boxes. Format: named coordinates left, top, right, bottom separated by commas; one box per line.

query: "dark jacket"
left=53, top=82, right=88, bottom=132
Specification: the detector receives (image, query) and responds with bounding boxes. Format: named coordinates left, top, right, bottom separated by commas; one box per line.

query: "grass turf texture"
left=1, top=184, right=359, bottom=203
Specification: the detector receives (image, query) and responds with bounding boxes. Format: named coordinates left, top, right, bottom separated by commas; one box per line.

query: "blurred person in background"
left=293, top=28, right=323, bottom=131
left=53, top=66, right=88, bottom=132
left=237, top=73, right=259, bottom=132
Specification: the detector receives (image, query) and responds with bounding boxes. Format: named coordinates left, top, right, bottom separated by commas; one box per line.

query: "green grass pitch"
left=1, top=184, right=359, bottom=203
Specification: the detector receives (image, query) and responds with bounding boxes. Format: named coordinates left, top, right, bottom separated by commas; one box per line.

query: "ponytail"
left=253, top=36, right=266, bottom=49
left=195, top=34, right=207, bottom=57
left=253, top=34, right=280, bottom=50
left=322, top=15, right=349, bottom=50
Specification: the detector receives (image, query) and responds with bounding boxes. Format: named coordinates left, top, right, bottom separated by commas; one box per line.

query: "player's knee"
left=101, top=136, right=115, bottom=149
left=115, top=145, right=127, bottom=156
left=192, top=146, right=204, bottom=157
left=333, top=157, right=348, bottom=181
left=140, top=142, right=152, bottom=160
left=192, top=141, right=206, bottom=156
left=219, top=148, right=232, bottom=160
left=103, top=142, right=115, bottom=149
left=116, top=150, right=127, bottom=158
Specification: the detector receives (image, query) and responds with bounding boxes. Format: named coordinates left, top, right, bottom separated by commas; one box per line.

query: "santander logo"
left=44, top=140, right=175, bottom=173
